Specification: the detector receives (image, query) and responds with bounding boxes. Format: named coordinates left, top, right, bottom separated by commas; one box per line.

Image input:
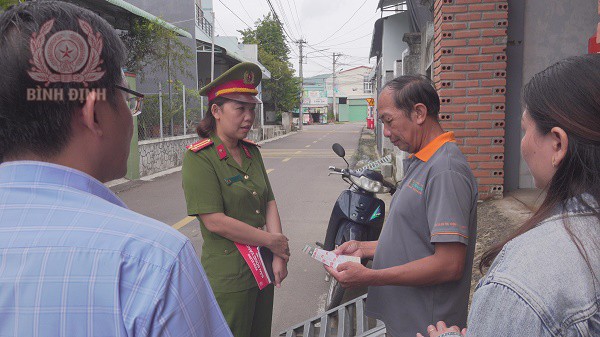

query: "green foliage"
left=239, top=13, right=300, bottom=114
left=120, top=18, right=193, bottom=82
left=0, top=0, right=20, bottom=12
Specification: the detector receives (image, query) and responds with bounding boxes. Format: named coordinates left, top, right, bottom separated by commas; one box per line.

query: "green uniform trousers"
left=214, top=284, right=274, bottom=337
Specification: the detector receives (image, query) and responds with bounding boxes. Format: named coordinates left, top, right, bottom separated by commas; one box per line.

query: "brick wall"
left=433, top=0, right=508, bottom=200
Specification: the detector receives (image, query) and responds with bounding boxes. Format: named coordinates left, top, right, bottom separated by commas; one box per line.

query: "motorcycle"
left=317, top=143, right=395, bottom=310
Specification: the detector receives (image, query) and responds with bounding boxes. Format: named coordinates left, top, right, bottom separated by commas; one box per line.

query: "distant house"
left=325, top=66, right=373, bottom=122
left=302, top=74, right=329, bottom=124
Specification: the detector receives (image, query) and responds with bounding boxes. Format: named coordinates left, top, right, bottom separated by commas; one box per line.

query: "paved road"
left=114, top=122, right=364, bottom=336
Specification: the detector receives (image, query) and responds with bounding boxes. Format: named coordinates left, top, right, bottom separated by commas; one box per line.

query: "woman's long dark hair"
left=480, top=54, right=600, bottom=271
left=196, top=96, right=232, bottom=138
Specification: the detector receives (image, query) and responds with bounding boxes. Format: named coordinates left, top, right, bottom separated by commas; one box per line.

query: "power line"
left=335, top=11, right=380, bottom=38
left=264, top=0, right=303, bottom=64
left=316, top=32, right=372, bottom=48
left=305, top=44, right=331, bottom=58
left=309, top=59, right=333, bottom=71
left=274, top=0, right=299, bottom=39
left=284, top=0, right=303, bottom=38
left=313, top=0, right=369, bottom=46
left=213, top=15, right=232, bottom=36
left=267, top=0, right=296, bottom=43
left=237, top=0, right=255, bottom=24
left=265, top=0, right=297, bottom=43
left=273, top=0, right=292, bottom=35
left=289, top=0, right=304, bottom=37
left=217, top=0, right=252, bottom=29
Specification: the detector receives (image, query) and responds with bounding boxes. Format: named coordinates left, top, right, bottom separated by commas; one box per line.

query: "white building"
left=325, top=66, right=374, bottom=122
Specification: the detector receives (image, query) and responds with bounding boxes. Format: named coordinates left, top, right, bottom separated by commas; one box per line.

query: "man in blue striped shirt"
left=0, top=2, right=232, bottom=336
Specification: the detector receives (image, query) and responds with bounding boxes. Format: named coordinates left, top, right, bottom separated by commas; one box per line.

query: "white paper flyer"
left=302, top=245, right=360, bottom=269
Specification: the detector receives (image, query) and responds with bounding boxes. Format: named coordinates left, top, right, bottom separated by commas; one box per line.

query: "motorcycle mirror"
left=332, top=143, right=349, bottom=168
left=332, top=143, right=346, bottom=158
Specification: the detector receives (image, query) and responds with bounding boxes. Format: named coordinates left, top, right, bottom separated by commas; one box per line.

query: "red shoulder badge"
left=241, top=138, right=261, bottom=148
left=186, top=139, right=213, bottom=152
left=241, top=144, right=252, bottom=158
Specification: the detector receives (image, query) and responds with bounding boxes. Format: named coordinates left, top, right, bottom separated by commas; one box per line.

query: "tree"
left=240, top=13, right=300, bottom=115
left=120, top=18, right=194, bottom=136
left=120, top=17, right=193, bottom=82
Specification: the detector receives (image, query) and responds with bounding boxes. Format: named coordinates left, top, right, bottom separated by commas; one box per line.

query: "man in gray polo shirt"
left=326, top=75, right=477, bottom=337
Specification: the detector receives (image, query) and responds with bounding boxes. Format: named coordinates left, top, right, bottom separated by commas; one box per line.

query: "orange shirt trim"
left=411, top=132, right=456, bottom=162
left=431, top=232, right=469, bottom=239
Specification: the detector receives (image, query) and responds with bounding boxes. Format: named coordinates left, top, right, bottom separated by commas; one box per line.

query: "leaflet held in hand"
left=235, top=243, right=275, bottom=290
left=302, top=245, right=360, bottom=268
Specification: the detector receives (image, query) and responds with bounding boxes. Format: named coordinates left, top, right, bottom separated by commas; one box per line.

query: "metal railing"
left=137, top=82, right=265, bottom=141
left=195, top=4, right=213, bottom=36
left=137, top=83, right=205, bottom=141
left=279, top=294, right=387, bottom=337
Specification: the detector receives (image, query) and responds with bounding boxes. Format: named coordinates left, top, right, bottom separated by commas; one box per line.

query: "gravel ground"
left=470, top=201, right=521, bottom=300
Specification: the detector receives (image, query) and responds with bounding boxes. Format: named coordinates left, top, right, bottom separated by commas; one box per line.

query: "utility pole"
left=297, top=39, right=305, bottom=130
left=210, top=11, right=215, bottom=81
left=332, top=53, right=342, bottom=122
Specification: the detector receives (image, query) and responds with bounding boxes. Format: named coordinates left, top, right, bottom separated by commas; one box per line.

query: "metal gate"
left=279, top=294, right=387, bottom=337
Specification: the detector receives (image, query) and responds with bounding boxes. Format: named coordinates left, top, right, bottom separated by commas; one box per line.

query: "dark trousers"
left=214, top=284, right=274, bottom=337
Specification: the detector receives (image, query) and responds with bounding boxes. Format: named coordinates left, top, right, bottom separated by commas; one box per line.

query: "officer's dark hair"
left=383, top=75, right=440, bottom=120
left=196, top=96, right=233, bottom=138
left=0, top=1, right=126, bottom=161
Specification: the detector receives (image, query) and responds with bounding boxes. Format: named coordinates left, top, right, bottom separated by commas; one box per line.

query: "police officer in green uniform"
left=182, top=62, right=290, bottom=337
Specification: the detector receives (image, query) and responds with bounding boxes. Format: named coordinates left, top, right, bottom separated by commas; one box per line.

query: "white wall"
left=325, top=66, right=372, bottom=98
left=382, top=11, right=411, bottom=78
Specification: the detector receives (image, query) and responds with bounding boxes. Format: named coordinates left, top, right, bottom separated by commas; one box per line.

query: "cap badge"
left=243, top=70, right=255, bottom=85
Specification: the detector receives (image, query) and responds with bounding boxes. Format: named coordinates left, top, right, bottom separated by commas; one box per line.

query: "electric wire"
left=237, top=0, right=255, bottom=24
left=313, top=0, right=369, bottom=46
left=217, top=0, right=253, bottom=29
left=289, top=0, right=304, bottom=36
left=315, top=32, right=372, bottom=48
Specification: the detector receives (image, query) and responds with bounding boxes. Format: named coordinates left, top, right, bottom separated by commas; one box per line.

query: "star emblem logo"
left=243, top=71, right=255, bottom=85
left=60, top=45, right=73, bottom=59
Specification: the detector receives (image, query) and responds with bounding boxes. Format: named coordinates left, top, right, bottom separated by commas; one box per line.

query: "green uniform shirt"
left=182, top=134, right=275, bottom=293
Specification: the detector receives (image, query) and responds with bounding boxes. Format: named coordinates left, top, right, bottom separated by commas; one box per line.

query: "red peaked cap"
left=200, top=62, right=263, bottom=104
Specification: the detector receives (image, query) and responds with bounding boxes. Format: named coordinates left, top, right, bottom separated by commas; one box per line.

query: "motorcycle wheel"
left=326, top=276, right=345, bottom=310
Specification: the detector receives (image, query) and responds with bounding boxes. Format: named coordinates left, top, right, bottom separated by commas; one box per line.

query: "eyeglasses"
left=116, top=85, right=145, bottom=117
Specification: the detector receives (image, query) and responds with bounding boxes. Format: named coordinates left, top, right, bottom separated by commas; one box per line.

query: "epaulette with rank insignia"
left=186, top=139, right=214, bottom=152
left=240, top=138, right=261, bottom=148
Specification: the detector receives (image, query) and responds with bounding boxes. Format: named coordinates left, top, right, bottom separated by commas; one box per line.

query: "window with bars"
left=364, top=79, right=373, bottom=93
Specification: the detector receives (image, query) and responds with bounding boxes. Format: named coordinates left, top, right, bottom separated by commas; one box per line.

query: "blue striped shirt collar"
left=0, top=160, right=127, bottom=208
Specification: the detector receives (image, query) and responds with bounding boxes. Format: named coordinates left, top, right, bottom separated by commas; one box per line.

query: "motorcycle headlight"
left=350, top=175, right=391, bottom=193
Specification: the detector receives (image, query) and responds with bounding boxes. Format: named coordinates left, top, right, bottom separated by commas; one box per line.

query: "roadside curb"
left=352, top=127, right=379, bottom=169
left=107, top=130, right=299, bottom=192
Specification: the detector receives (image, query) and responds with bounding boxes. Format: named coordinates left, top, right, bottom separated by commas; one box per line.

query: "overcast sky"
left=212, top=0, right=383, bottom=78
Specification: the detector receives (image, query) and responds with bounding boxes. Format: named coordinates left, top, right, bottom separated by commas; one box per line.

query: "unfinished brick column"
left=432, top=0, right=508, bottom=200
